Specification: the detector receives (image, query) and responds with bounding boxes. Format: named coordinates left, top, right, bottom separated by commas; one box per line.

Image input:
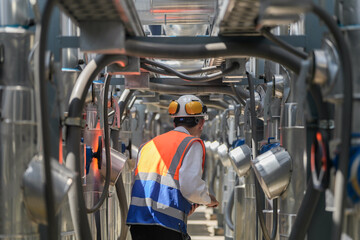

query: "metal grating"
left=219, top=0, right=260, bottom=36
left=58, top=0, right=122, bottom=22
left=58, top=0, right=144, bottom=36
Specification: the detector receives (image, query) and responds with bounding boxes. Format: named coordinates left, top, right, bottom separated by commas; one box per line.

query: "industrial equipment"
left=1, top=0, right=359, bottom=239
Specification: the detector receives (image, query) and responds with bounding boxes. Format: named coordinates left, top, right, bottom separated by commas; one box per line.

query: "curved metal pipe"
left=149, top=82, right=236, bottom=96
left=125, top=37, right=303, bottom=74
left=66, top=54, right=128, bottom=239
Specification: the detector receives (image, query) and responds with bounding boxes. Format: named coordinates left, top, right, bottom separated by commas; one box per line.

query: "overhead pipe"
left=125, top=36, right=303, bottom=74
left=149, top=82, right=236, bottom=96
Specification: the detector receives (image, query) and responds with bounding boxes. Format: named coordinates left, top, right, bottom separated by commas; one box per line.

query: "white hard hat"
left=168, top=95, right=207, bottom=118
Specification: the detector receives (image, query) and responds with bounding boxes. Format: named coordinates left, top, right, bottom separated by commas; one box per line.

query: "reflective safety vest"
left=126, top=130, right=205, bottom=233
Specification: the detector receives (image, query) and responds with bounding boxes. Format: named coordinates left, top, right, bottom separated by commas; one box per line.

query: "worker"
left=126, top=95, right=219, bottom=240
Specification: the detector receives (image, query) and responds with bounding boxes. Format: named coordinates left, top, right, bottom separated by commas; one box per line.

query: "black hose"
left=86, top=74, right=112, bottom=213
left=230, top=84, right=247, bottom=106
left=289, top=179, right=321, bottom=240
left=261, top=28, right=308, bottom=60
left=142, top=64, right=222, bottom=82
left=125, top=37, right=303, bottom=74
left=148, top=82, right=237, bottom=96
left=35, top=0, right=57, bottom=238
left=141, top=59, right=240, bottom=82
left=115, top=175, right=129, bottom=240
left=310, top=4, right=353, bottom=240
left=66, top=54, right=128, bottom=239
left=247, top=72, right=277, bottom=240
left=142, top=64, right=221, bottom=75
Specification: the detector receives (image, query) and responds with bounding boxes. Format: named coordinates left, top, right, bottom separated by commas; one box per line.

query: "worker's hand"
left=188, top=204, right=200, bottom=216
left=206, top=194, right=219, bottom=208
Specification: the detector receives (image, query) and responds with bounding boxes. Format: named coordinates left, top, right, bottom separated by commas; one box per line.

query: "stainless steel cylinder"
left=244, top=172, right=256, bottom=240
left=234, top=185, right=245, bottom=240
left=0, top=0, right=29, bottom=26
left=0, top=26, right=39, bottom=239
left=252, top=146, right=292, bottom=200
left=0, top=86, right=38, bottom=238
left=0, top=30, right=34, bottom=86
left=279, top=127, right=306, bottom=238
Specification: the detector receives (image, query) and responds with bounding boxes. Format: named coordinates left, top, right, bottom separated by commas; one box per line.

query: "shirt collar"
left=173, top=126, right=190, bottom=135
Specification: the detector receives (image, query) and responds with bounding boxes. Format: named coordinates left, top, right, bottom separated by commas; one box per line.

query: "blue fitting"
left=232, top=139, right=245, bottom=148
left=85, top=146, right=93, bottom=175
left=121, top=143, right=126, bottom=153
left=334, top=133, right=360, bottom=203
left=260, top=138, right=280, bottom=154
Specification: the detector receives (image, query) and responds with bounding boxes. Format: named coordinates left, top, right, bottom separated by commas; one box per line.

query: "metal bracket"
left=64, top=117, right=86, bottom=127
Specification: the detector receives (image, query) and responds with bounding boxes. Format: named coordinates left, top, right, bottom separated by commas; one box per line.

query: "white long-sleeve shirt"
left=134, top=126, right=211, bottom=205
left=175, top=127, right=211, bottom=205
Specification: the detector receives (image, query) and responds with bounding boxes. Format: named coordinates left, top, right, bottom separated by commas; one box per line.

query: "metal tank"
left=0, top=2, right=39, bottom=238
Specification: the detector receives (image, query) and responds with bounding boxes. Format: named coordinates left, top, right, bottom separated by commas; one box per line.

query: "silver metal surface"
left=279, top=127, right=306, bottom=238
left=84, top=189, right=120, bottom=239
left=59, top=0, right=144, bottom=36
left=0, top=31, right=34, bottom=86
left=100, top=148, right=127, bottom=185
left=251, top=146, right=292, bottom=199
left=234, top=185, right=245, bottom=240
left=79, top=21, right=125, bottom=53
left=22, top=156, right=75, bottom=225
left=0, top=0, right=29, bottom=26
left=278, top=213, right=296, bottom=239
left=218, top=143, right=231, bottom=167
left=125, top=73, right=150, bottom=89
left=224, top=168, right=235, bottom=239
left=60, top=198, right=76, bottom=240
left=217, top=0, right=261, bottom=35
left=0, top=86, right=38, bottom=238
left=210, top=140, right=220, bottom=160
left=134, top=0, right=216, bottom=25
left=61, top=13, right=79, bottom=69
left=313, top=49, right=328, bottom=85
left=229, top=144, right=252, bottom=177
left=244, top=172, right=256, bottom=240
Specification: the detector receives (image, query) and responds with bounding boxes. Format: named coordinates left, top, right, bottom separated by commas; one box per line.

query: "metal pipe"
left=149, top=82, right=236, bottom=96
left=115, top=176, right=129, bottom=240
left=34, top=0, right=57, bottom=237
left=0, top=0, right=29, bottom=26
left=141, top=59, right=239, bottom=82
left=66, top=54, right=128, bottom=240
left=125, top=36, right=303, bottom=74
left=261, top=28, right=308, bottom=60
left=310, top=4, right=353, bottom=240
left=289, top=180, right=321, bottom=240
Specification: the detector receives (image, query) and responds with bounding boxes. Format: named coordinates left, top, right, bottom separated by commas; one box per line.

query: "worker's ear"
left=198, top=118, right=205, bottom=130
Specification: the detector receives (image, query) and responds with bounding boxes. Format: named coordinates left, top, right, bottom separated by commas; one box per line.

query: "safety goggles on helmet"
left=168, top=100, right=207, bottom=116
